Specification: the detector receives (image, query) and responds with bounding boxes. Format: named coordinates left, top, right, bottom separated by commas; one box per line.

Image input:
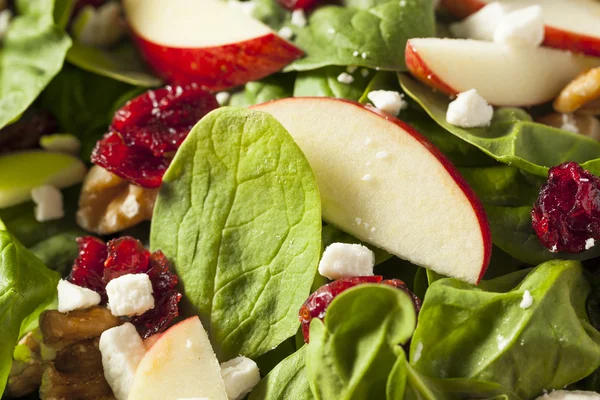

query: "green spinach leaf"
left=151, top=107, right=322, bottom=361
left=0, top=0, right=71, bottom=129
left=306, top=284, right=417, bottom=400
left=0, top=220, right=60, bottom=394
left=249, top=346, right=313, bottom=400
left=30, top=230, right=85, bottom=276
left=294, top=66, right=371, bottom=100
left=411, top=260, right=600, bottom=399
left=229, top=73, right=295, bottom=107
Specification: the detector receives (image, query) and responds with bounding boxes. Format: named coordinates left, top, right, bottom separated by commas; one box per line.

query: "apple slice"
left=129, top=316, right=228, bottom=400
left=252, top=98, right=491, bottom=284
left=441, top=0, right=600, bottom=57
left=123, top=0, right=303, bottom=91
left=405, top=38, right=600, bottom=107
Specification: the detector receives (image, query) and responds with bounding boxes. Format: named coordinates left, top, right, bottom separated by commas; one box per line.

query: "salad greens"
left=151, top=107, right=322, bottom=361
left=294, top=66, right=372, bottom=101
left=229, top=74, right=295, bottom=108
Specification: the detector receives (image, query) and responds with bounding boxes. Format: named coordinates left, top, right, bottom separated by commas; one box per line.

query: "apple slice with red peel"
left=252, top=98, right=491, bottom=284
left=405, top=38, right=600, bottom=107
left=129, top=316, right=228, bottom=400
left=441, top=0, right=600, bottom=57
left=123, top=0, right=303, bottom=91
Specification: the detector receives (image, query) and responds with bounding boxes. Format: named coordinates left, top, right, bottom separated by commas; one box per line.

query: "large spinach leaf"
left=399, top=75, right=600, bottom=178
left=0, top=220, right=60, bottom=394
left=306, top=284, right=417, bottom=399
left=151, top=107, right=322, bottom=361
left=0, top=0, right=71, bottom=129
left=294, top=66, right=371, bottom=100
left=285, top=0, right=434, bottom=72
left=249, top=346, right=313, bottom=400
left=411, top=260, right=600, bottom=399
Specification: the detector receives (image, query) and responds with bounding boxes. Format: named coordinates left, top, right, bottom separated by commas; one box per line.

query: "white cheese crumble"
left=520, top=290, right=533, bottom=309
left=561, top=114, right=579, bottom=133
left=535, top=390, right=600, bottom=400
left=361, top=174, right=373, bottom=181
left=100, top=323, right=146, bottom=400
left=57, top=279, right=101, bottom=313
left=318, top=243, right=375, bottom=280
left=337, top=72, right=354, bottom=84
left=586, top=238, right=596, bottom=250
left=221, top=356, right=261, bottom=400
left=106, top=274, right=155, bottom=317
left=367, top=90, right=407, bottom=116
left=449, top=2, right=507, bottom=41
left=446, top=89, right=493, bottom=128
left=291, top=9, right=307, bottom=28
left=31, top=185, right=64, bottom=222
left=413, top=341, right=424, bottom=362
left=493, top=5, right=544, bottom=47
left=278, top=26, right=294, bottom=40
left=216, top=91, right=231, bottom=105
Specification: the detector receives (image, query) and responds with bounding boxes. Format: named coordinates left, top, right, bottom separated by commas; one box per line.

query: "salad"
left=1, top=0, right=600, bottom=399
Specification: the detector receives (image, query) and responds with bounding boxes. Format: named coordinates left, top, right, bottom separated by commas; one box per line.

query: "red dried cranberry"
left=276, top=0, right=319, bottom=10
left=103, top=237, right=151, bottom=282
left=91, top=84, right=218, bottom=188
left=69, top=236, right=107, bottom=298
left=531, top=162, right=600, bottom=253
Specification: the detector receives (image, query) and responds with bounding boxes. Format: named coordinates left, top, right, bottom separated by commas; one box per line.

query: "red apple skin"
left=131, top=31, right=304, bottom=91
left=404, top=41, right=459, bottom=98
left=251, top=98, right=492, bottom=283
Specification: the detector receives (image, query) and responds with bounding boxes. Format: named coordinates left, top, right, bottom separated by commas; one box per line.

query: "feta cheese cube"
left=586, top=238, right=596, bottom=250
left=337, top=72, right=354, bottom=84
left=57, top=279, right=101, bottom=313
left=493, top=5, right=544, bottom=47
left=100, top=323, right=147, bottom=400
left=519, top=290, right=533, bottom=309
left=446, top=89, right=493, bottom=128
left=221, top=356, right=261, bottom=400
left=216, top=91, right=232, bottom=106
left=291, top=9, right=307, bottom=28
left=277, top=26, right=294, bottom=41
left=318, top=243, right=375, bottom=280
left=367, top=90, right=407, bottom=116
left=535, top=391, right=600, bottom=400
left=450, top=3, right=507, bottom=41
left=106, top=274, right=155, bottom=317
left=31, top=185, right=64, bottom=222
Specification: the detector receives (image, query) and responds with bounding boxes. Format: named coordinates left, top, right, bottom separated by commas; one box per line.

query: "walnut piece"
left=76, top=165, right=158, bottom=235
left=40, top=363, right=115, bottom=400
left=536, top=113, right=600, bottom=141
left=554, top=67, right=600, bottom=115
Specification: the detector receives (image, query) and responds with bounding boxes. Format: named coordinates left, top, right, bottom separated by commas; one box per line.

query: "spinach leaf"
left=399, top=75, right=600, bottom=178
left=285, top=0, right=434, bottom=72
left=0, top=0, right=71, bottom=129
left=65, top=41, right=162, bottom=87
left=410, top=260, right=600, bottom=399
left=30, top=230, right=85, bottom=276
left=306, top=284, right=417, bottom=400
left=151, top=107, right=322, bottom=361
left=249, top=346, right=313, bottom=400
left=251, top=0, right=288, bottom=30
left=229, top=73, right=295, bottom=107
left=0, top=220, right=60, bottom=394
left=294, top=66, right=371, bottom=100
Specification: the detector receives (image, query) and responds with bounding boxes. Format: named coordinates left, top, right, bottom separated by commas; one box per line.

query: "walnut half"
left=76, top=166, right=158, bottom=235
left=536, top=113, right=600, bottom=141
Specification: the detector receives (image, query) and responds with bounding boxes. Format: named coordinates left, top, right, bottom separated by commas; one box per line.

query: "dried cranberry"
left=531, top=162, right=600, bottom=253
left=276, top=0, right=319, bottom=10
left=103, top=237, right=151, bottom=282
left=69, top=236, right=108, bottom=297
left=299, top=276, right=422, bottom=342
left=91, top=84, right=218, bottom=188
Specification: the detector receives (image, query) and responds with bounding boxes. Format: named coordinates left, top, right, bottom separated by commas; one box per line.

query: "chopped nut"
left=536, top=113, right=600, bottom=141
left=554, top=67, right=600, bottom=115
left=40, top=363, right=115, bottom=400
left=77, top=166, right=158, bottom=235
left=54, top=338, right=103, bottom=374
left=6, top=358, right=43, bottom=398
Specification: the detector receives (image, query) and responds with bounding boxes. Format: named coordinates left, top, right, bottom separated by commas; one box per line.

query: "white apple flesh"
left=252, top=98, right=491, bottom=284
left=123, top=0, right=303, bottom=91
left=128, top=316, right=228, bottom=400
left=405, top=38, right=600, bottom=106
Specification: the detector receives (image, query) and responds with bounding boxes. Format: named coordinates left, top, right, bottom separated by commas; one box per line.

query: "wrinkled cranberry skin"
left=103, top=237, right=151, bottom=282
left=299, top=276, right=422, bottom=342
left=69, top=236, right=108, bottom=298
left=91, top=84, right=218, bottom=188
left=531, top=162, right=600, bottom=253
left=277, top=0, right=319, bottom=10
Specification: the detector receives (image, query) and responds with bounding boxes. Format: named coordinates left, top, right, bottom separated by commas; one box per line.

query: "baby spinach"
left=0, top=0, right=72, bottom=130
left=286, top=0, right=434, bottom=72
left=399, top=75, right=600, bottom=178
left=30, top=230, right=85, bottom=276
left=294, top=66, right=371, bottom=101
left=229, top=73, right=295, bottom=107
left=411, top=260, right=600, bottom=399
left=0, top=220, right=60, bottom=394
left=306, top=284, right=417, bottom=399
left=151, top=107, right=322, bottom=361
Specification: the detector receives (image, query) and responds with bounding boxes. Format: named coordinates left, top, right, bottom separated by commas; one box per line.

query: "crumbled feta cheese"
left=561, top=114, right=579, bottom=133
left=535, top=390, right=600, bottom=400
left=39, top=134, right=81, bottom=154
left=361, top=174, right=373, bottom=181
left=73, top=2, right=126, bottom=48
left=449, top=2, right=507, bottom=41
left=586, top=238, right=595, bottom=250
left=337, top=72, right=354, bottom=84
left=106, top=274, right=155, bottom=317
left=100, top=323, right=146, bottom=400
left=216, top=91, right=232, bottom=106
left=519, top=290, right=533, bottom=309
left=57, top=279, right=101, bottom=313
left=367, top=90, right=407, bottom=116
left=493, top=5, right=544, bottom=47
left=413, top=341, right=423, bottom=362
left=277, top=26, right=294, bottom=40
left=376, top=151, right=389, bottom=159
left=347, top=65, right=358, bottom=74
left=221, top=356, right=261, bottom=400
left=318, top=243, right=375, bottom=280
left=361, top=68, right=370, bottom=78
left=446, top=89, right=493, bottom=128
left=31, top=185, right=64, bottom=222
left=291, top=9, right=307, bottom=28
